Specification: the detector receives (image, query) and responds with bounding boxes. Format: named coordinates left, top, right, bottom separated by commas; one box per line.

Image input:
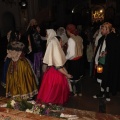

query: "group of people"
left=1, top=19, right=84, bottom=105
left=2, top=18, right=119, bottom=105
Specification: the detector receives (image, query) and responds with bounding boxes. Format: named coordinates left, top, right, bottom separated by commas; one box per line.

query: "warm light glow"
left=97, top=65, right=103, bottom=73
left=100, top=9, right=103, bottom=13
left=92, top=9, right=104, bottom=22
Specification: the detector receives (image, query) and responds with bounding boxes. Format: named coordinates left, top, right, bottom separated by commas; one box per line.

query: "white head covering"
left=57, top=27, right=68, bottom=45
left=46, top=29, right=57, bottom=45
left=43, top=37, right=66, bottom=67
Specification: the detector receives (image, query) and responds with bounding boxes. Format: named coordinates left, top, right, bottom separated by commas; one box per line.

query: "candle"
left=97, top=65, right=103, bottom=73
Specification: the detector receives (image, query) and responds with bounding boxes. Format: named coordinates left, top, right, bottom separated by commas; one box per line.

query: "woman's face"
left=30, top=20, right=37, bottom=26
left=36, top=26, right=40, bottom=33
left=7, top=50, right=21, bottom=59
left=101, top=26, right=109, bottom=36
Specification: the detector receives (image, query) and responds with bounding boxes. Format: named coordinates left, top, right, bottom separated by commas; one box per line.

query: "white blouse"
left=66, top=38, right=75, bottom=60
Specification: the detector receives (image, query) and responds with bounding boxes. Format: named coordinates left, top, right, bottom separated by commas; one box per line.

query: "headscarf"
left=66, top=24, right=78, bottom=36
left=57, top=27, right=68, bottom=45
left=43, top=37, right=66, bottom=67
left=46, top=29, right=57, bottom=45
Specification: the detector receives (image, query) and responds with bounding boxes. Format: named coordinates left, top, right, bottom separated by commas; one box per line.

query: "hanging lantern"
left=19, top=0, right=28, bottom=9
left=97, top=65, right=103, bottom=73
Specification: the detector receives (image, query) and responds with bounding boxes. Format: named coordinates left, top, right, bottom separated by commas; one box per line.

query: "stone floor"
left=64, top=75, right=120, bottom=116
left=0, top=66, right=120, bottom=116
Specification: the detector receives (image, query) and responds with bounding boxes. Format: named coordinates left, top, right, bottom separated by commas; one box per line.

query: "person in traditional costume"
left=40, top=27, right=47, bottom=57
left=93, top=22, right=119, bottom=101
left=36, top=35, right=72, bottom=105
left=6, top=41, right=38, bottom=100
left=65, top=24, right=84, bottom=97
left=25, top=19, right=38, bottom=63
left=1, top=31, right=21, bottom=88
left=32, top=25, right=43, bottom=82
left=42, top=29, right=57, bottom=73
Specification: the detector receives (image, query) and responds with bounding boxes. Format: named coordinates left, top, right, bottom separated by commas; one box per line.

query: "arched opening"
left=2, top=12, right=15, bottom=36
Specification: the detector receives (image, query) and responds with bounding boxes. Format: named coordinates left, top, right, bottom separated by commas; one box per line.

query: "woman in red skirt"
left=36, top=33, right=72, bottom=105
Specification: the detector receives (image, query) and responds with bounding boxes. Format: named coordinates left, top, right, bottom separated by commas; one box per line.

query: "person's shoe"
left=78, top=93, right=82, bottom=97
left=69, top=92, right=74, bottom=96
left=93, top=91, right=105, bottom=98
left=74, top=94, right=77, bottom=97
left=105, top=92, right=111, bottom=102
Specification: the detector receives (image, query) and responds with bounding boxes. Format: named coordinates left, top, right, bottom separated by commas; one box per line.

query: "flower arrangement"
left=6, top=99, right=63, bottom=117
left=7, top=99, right=33, bottom=111
left=5, top=99, right=79, bottom=119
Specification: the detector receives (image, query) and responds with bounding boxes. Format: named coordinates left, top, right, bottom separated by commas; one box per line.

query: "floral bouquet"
left=26, top=102, right=64, bottom=117
left=6, top=99, right=79, bottom=119
left=6, top=99, right=63, bottom=118
left=7, top=99, right=33, bottom=111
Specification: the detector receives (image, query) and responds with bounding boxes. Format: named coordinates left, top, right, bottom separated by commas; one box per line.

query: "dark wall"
left=91, top=0, right=106, bottom=4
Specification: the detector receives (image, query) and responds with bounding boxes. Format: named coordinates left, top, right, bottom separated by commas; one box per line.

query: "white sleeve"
left=95, top=39, right=98, bottom=47
left=66, top=38, right=75, bottom=60
left=101, top=40, right=106, bottom=52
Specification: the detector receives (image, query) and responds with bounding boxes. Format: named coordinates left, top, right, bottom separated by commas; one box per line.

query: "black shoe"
left=69, top=92, right=75, bottom=96
left=74, top=93, right=77, bottom=97
left=78, top=93, right=82, bottom=97
left=93, top=91, right=105, bottom=98
left=105, top=92, right=111, bottom=101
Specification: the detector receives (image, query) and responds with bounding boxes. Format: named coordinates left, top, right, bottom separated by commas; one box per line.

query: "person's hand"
left=95, top=64, right=98, bottom=69
left=100, top=51, right=107, bottom=57
left=28, top=46, right=32, bottom=54
left=4, top=57, right=7, bottom=62
left=66, top=74, right=73, bottom=79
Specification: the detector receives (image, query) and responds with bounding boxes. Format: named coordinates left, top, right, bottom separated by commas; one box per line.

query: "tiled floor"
left=0, top=68, right=120, bottom=116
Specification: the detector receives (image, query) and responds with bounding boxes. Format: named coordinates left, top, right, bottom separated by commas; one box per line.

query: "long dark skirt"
left=67, top=57, right=84, bottom=80
left=66, top=58, right=84, bottom=94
